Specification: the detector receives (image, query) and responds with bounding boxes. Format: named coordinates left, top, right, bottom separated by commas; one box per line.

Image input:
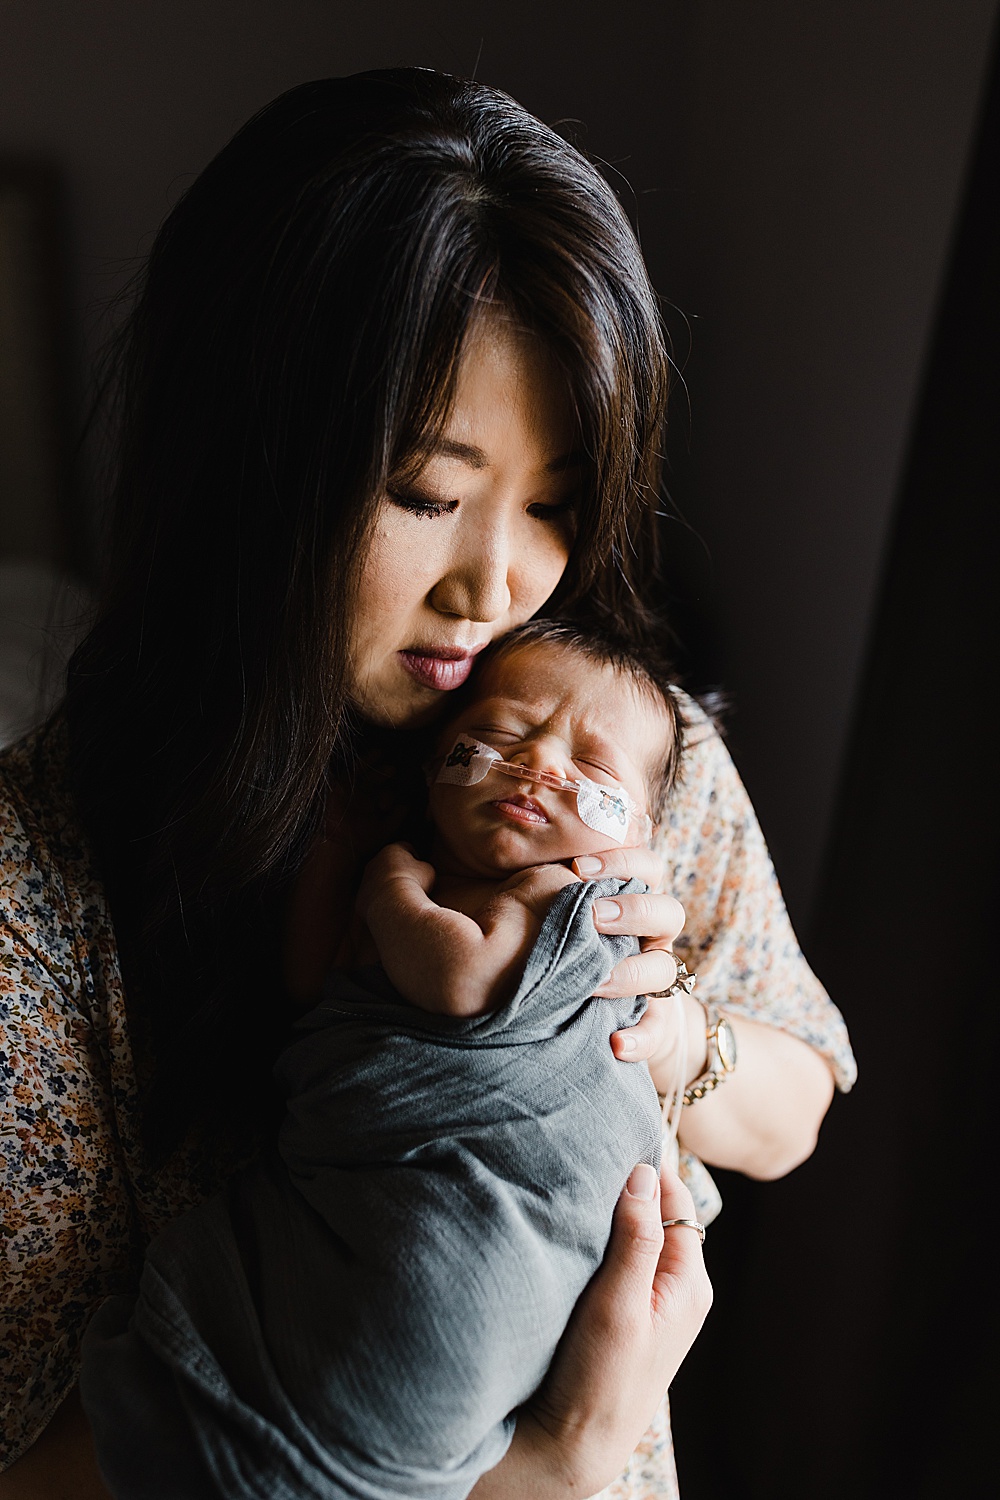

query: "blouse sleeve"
left=0, top=750, right=139, bottom=1469
left=655, top=700, right=857, bottom=1222
left=1, top=725, right=260, bottom=1469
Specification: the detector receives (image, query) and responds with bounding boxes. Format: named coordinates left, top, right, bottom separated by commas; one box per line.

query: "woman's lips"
left=491, top=794, right=550, bottom=827
left=398, top=646, right=483, bottom=692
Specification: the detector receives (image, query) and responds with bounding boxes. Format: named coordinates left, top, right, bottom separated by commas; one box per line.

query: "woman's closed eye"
left=386, top=488, right=577, bottom=524
left=386, top=487, right=458, bottom=519
left=527, top=496, right=578, bottom=522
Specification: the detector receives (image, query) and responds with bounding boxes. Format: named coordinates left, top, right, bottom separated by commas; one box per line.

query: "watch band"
left=682, top=1004, right=737, bottom=1106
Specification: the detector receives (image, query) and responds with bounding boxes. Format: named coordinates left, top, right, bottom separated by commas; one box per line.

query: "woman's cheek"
left=511, top=524, right=572, bottom=618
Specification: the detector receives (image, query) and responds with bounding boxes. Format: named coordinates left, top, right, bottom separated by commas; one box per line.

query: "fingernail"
left=593, top=899, right=621, bottom=925
left=576, top=856, right=603, bottom=875
left=617, top=1033, right=637, bottom=1053
left=627, top=1163, right=657, bottom=1200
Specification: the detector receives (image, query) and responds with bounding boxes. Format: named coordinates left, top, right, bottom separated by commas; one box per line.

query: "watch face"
left=716, top=1015, right=737, bottom=1072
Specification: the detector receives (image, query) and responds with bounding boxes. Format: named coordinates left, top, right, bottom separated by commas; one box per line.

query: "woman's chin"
left=349, top=681, right=452, bottom=730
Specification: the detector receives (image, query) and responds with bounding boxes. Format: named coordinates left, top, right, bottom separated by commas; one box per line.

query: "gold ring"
left=649, top=954, right=697, bottom=1000
left=661, top=1217, right=706, bottom=1243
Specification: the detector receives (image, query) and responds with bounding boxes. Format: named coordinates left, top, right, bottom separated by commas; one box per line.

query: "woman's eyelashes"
left=527, top=496, right=578, bottom=522
left=386, top=488, right=458, bottom=519
left=385, top=487, right=578, bottom=523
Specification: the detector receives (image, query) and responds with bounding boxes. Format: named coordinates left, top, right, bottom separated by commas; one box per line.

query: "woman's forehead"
left=438, top=313, right=578, bottom=469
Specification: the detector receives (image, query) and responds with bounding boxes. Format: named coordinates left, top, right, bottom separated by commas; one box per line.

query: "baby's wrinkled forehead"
left=439, top=642, right=668, bottom=774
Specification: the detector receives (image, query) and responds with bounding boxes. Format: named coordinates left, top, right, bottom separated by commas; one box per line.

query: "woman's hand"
left=471, top=1161, right=712, bottom=1499
left=572, top=845, right=688, bottom=1067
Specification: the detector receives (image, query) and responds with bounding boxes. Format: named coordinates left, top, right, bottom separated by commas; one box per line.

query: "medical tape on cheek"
left=435, top=737, right=644, bottom=846
left=575, top=774, right=634, bottom=845
left=435, top=737, right=502, bottom=785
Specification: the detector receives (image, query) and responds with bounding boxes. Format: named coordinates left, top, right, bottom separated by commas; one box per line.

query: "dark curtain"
left=671, top=34, right=998, bottom=1499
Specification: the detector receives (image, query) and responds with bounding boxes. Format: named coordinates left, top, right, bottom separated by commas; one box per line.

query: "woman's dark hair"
left=64, top=68, right=672, bottom=1154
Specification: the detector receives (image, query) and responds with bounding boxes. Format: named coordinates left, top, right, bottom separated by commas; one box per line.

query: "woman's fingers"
left=511, top=1159, right=711, bottom=1497
left=591, top=1161, right=711, bottom=1339
left=589, top=884, right=686, bottom=1001
left=599, top=1163, right=667, bottom=1299
left=591, top=888, right=685, bottom=944
left=594, top=945, right=678, bottom=1001
left=573, top=844, right=665, bottom=890
left=608, top=992, right=672, bottom=1060
left=651, top=1163, right=713, bottom=1330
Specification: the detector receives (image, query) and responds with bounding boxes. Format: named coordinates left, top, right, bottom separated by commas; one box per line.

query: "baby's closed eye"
left=573, top=756, right=620, bottom=781
left=469, top=725, right=522, bottom=745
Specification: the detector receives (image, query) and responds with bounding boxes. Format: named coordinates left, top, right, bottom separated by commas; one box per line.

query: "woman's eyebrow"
left=429, top=438, right=586, bottom=473
left=432, top=438, right=490, bottom=469
left=544, top=449, right=587, bottom=473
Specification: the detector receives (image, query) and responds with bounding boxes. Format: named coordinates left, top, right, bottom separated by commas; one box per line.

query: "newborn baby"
left=81, top=620, right=685, bottom=1500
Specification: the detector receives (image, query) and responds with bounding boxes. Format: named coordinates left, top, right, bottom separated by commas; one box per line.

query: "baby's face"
left=428, top=642, right=670, bottom=879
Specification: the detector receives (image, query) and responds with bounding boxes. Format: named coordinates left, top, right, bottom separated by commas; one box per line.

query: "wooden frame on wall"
left=0, top=160, right=77, bottom=572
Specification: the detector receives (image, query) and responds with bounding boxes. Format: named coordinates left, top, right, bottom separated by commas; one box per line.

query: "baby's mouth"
left=491, top=792, right=550, bottom=826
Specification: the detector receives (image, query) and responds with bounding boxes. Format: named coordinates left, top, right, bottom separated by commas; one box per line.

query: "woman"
left=0, top=69, right=854, bottom=1496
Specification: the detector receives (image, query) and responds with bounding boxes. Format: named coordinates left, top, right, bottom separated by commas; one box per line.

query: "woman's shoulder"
left=0, top=717, right=96, bottom=982
left=664, top=689, right=750, bottom=837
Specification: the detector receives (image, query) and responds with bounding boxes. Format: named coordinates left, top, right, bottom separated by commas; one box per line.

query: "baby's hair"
left=477, top=619, right=687, bottom=823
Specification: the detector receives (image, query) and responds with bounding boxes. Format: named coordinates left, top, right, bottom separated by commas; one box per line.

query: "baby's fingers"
left=357, top=842, right=435, bottom=918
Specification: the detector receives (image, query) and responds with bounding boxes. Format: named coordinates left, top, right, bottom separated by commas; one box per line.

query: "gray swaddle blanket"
left=81, top=877, right=662, bottom=1500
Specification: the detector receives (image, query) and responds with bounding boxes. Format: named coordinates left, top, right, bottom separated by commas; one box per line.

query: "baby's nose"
left=510, top=739, right=575, bottom=782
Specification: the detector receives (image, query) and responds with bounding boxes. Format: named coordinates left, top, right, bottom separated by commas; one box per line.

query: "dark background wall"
left=3, top=0, right=994, bottom=927
left=2, top=3, right=997, bottom=1493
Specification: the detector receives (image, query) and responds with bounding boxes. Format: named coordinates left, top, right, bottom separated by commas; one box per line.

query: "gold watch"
left=683, top=1005, right=737, bottom=1105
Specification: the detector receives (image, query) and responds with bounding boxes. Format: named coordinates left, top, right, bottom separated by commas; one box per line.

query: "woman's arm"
left=651, top=1000, right=834, bottom=1179
left=674, top=1009, right=833, bottom=1179
left=471, top=1162, right=712, bottom=1500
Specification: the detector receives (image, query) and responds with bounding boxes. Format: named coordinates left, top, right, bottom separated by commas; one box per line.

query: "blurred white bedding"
left=0, top=558, right=92, bottom=747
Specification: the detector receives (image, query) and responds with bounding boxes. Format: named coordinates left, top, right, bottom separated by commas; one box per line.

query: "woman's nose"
left=429, top=521, right=512, bottom=624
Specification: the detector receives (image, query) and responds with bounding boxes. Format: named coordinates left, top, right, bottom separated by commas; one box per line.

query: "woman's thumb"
left=601, top=1162, right=664, bottom=1297
left=625, top=1162, right=659, bottom=1204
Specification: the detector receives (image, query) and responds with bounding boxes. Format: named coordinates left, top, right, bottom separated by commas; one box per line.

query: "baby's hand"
left=492, top=861, right=581, bottom=914
left=357, top=845, right=580, bottom=1017
left=357, top=841, right=436, bottom=924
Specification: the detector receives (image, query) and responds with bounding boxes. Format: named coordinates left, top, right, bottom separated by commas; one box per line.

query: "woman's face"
left=348, top=311, right=581, bottom=727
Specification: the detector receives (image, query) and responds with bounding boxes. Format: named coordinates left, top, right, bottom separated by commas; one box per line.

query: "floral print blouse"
left=0, top=707, right=856, bottom=1487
